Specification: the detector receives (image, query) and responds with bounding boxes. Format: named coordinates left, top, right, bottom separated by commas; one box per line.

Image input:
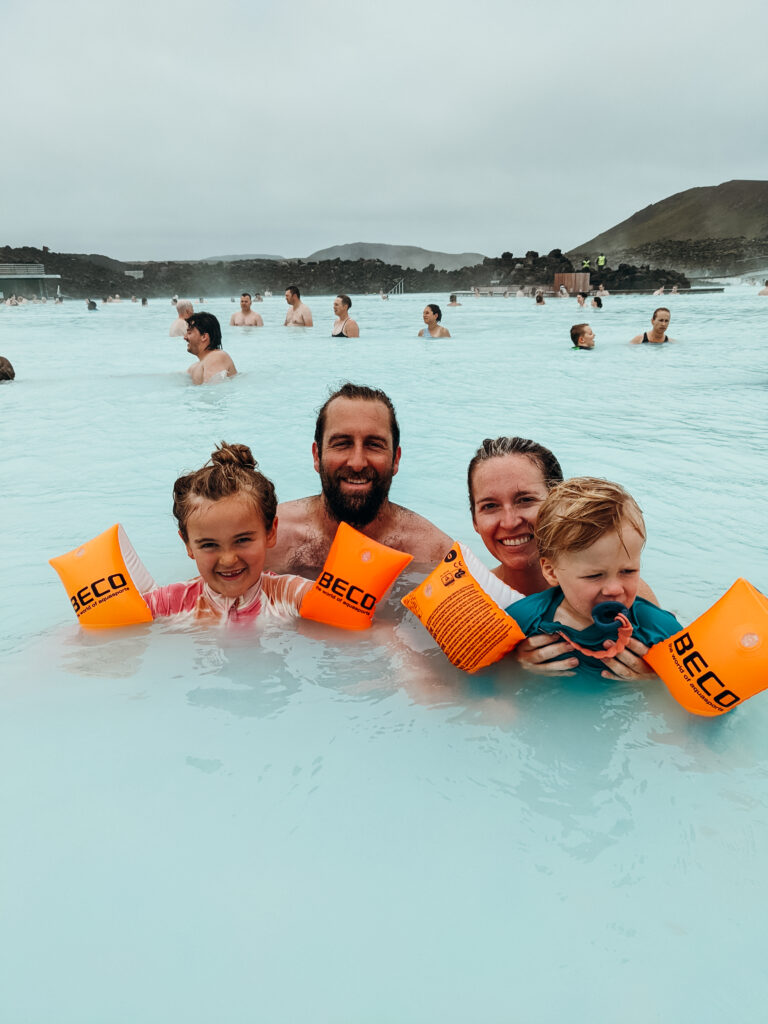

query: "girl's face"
left=540, top=525, right=644, bottom=629
left=183, top=494, right=277, bottom=598
left=422, top=306, right=438, bottom=326
left=471, top=454, right=549, bottom=572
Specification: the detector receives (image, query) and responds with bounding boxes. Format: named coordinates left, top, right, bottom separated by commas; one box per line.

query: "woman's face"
left=471, top=454, right=550, bottom=571
left=422, top=306, right=437, bottom=326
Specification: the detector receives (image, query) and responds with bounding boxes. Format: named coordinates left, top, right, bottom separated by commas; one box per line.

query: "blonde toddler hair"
left=535, top=476, right=645, bottom=563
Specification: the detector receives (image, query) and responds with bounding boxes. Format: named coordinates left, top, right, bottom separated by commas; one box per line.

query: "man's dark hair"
left=314, top=383, right=400, bottom=454
left=241, top=292, right=251, bottom=300
left=286, top=285, right=300, bottom=299
left=186, top=312, right=222, bottom=350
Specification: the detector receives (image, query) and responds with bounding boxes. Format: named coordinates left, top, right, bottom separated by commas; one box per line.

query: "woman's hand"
left=515, top=633, right=578, bottom=675
left=600, top=637, right=656, bottom=681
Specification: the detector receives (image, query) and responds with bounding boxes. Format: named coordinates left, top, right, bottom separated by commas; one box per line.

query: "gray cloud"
left=3, top=0, right=765, bottom=259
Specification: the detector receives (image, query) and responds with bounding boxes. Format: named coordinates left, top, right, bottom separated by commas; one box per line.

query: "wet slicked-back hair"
left=570, top=323, right=589, bottom=344
left=286, top=285, right=300, bottom=299
left=652, top=307, right=670, bottom=320
left=186, top=311, right=222, bottom=350
left=314, top=382, right=400, bottom=453
left=467, top=436, right=563, bottom=511
left=535, top=476, right=645, bottom=562
left=173, top=442, right=277, bottom=541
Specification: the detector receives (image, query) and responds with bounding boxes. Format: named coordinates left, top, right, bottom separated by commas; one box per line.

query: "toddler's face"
left=541, top=526, right=644, bottom=629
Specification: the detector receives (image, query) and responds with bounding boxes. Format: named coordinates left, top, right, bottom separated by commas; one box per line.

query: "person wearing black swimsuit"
left=331, top=295, right=359, bottom=338
left=630, top=307, right=674, bottom=344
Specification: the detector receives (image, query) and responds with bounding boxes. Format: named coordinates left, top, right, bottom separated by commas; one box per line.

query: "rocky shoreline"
left=1, top=243, right=694, bottom=300
left=586, top=237, right=768, bottom=279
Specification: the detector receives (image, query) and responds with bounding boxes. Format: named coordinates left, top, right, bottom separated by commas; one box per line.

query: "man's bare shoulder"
left=202, top=350, right=237, bottom=380
left=379, top=503, right=452, bottom=563
left=276, top=496, right=323, bottom=533
left=267, top=496, right=330, bottom=573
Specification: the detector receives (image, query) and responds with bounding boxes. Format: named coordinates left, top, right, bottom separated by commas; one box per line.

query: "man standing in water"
left=630, top=307, right=675, bottom=344
left=284, top=285, right=313, bottom=327
left=230, top=293, right=264, bottom=326
left=184, top=312, right=237, bottom=384
left=265, top=383, right=451, bottom=573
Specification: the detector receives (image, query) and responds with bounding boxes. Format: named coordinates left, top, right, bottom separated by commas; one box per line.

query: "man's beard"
left=319, top=463, right=394, bottom=529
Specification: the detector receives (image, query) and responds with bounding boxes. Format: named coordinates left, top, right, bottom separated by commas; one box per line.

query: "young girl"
left=506, top=477, right=682, bottom=672
left=143, top=442, right=311, bottom=623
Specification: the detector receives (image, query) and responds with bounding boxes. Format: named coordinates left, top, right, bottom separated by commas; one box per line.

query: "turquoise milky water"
left=1, top=290, right=767, bottom=1022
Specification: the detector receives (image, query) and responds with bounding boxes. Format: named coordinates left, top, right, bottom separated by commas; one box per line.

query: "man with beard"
left=265, top=383, right=452, bottom=574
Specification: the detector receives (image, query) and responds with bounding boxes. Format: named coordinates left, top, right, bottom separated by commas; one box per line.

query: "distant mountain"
left=202, top=253, right=286, bottom=263
left=64, top=252, right=130, bottom=272
left=569, top=180, right=768, bottom=257
left=305, top=242, right=486, bottom=271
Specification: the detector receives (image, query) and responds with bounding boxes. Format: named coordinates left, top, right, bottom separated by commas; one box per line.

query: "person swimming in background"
left=142, top=442, right=312, bottom=623
left=331, top=294, right=359, bottom=337
left=448, top=293, right=461, bottom=306
left=0, top=356, right=16, bottom=381
left=535, top=291, right=545, bottom=305
left=591, top=296, right=603, bottom=309
left=630, top=307, right=675, bottom=345
left=418, top=303, right=451, bottom=338
left=506, top=477, right=682, bottom=676
left=184, top=312, right=237, bottom=384
left=570, top=323, right=595, bottom=349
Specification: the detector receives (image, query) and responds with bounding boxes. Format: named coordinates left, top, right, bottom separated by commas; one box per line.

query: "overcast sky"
left=4, top=0, right=765, bottom=261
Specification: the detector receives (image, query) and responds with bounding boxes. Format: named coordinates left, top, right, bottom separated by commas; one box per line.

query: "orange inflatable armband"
left=49, top=524, right=156, bottom=627
left=646, top=578, right=768, bottom=716
left=300, top=521, right=413, bottom=630
left=401, top=543, right=526, bottom=672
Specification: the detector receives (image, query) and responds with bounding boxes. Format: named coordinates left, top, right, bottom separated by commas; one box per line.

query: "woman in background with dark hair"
left=418, top=304, right=451, bottom=338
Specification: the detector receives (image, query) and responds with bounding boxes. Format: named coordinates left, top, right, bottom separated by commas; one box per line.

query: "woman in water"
left=467, top=436, right=659, bottom=678
left=418, top=304, right=451, bottom=339
left=331, top=294, right=360, bottom=338
left=143, top=442, right=311, bottom=623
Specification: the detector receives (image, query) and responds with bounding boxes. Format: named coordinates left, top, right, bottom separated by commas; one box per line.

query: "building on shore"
left=0, top=262, right=62, bottom=299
